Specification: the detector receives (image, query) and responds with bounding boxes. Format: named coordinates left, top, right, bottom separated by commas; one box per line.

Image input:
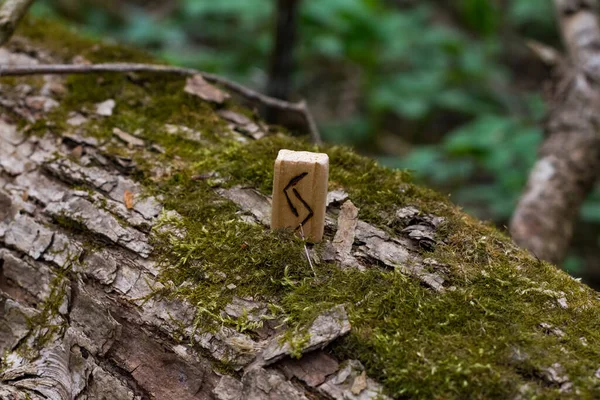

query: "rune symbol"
left=284, top=172, right=314, bottom=227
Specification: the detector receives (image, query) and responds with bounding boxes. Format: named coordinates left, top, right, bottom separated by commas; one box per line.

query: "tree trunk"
left=265, top=0, right=301, bottom=124
left=2, top=17, right=600, bottom=400
left=266, top=0, right=300, bottom=102
left=510, top=0, right=600, bottom=265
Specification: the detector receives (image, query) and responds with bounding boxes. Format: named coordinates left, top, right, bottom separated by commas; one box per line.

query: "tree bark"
left=510, top=0, right=600, bottom=265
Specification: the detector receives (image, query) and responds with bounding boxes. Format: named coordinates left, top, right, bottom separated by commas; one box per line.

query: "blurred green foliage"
left=31, top=0, right=593, bottom=272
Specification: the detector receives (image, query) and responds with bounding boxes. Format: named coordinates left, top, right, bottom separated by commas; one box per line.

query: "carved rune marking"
left=284, top=172, right=314, bottom=227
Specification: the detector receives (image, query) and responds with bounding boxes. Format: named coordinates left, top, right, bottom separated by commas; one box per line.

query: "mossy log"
left=1, top=18, right=600, bottom=400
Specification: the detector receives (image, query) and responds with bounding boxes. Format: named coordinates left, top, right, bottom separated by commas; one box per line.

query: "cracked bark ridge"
left=331, top=200, right=360, bottom=268
left=511, top=0, right=600, bottom=264
left=280, top=351, right=340, bottom=387
left=317, top=360, right=390, bottom=400
left=185, top=74, right=231, bottom=104
left=0, top=90, right=222, bottom=397
left=219, top=110, right=267, bottom=140
left=250, top=305, right=351, bottom=369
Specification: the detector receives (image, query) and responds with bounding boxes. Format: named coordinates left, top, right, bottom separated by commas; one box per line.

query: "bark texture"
left=510, top=0, right=600, bottom=264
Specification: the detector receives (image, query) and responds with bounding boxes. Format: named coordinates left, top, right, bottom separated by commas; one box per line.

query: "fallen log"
left=0, top=17, right=599, bottom=399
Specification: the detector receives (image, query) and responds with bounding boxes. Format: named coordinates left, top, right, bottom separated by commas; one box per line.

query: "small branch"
left=0, top=0, right=35, bottom=46
left=298, top=100, right=321, bottom=145
left=0, top=62, right=322, bottom=144
left=526, top=40, right=563, bottom=67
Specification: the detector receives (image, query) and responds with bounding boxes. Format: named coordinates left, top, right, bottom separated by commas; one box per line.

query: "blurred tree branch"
left=0, top=0, right=35, bottom=46
left=510, top=0, right=600, bottom=264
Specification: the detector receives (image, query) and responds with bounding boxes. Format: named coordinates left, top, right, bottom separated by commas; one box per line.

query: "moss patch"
left=150, top=173, right=317, bottom=331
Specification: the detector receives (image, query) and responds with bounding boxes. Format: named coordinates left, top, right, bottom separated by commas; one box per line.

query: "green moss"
left=18, top=271, right=71, bottom=359
left=9, top=16, right=600, bottom=398
left=150, top=172, right=316, bottom=332
left=146, top=134, right=600, bottom=398
left=17, top=17, right=155, bottom=64
left=51, top=213, right=89, bottom=236
left=198, top=134, right=448, bottom=226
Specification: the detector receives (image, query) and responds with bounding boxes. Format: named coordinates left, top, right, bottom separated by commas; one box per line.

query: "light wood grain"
left=271, top=149, right=329, bottom=243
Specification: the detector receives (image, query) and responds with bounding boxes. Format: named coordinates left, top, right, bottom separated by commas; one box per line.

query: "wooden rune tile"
left=271, top=149, right=329, bottom=243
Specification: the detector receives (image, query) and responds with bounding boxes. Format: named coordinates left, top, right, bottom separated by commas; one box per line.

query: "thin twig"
left=298, top=100, right=321, bottom=145
left=0, top=0, right=35, bottom=47
left=0, top=62, right=322, bottom=144
left=298, top=224, right=316, bottom=277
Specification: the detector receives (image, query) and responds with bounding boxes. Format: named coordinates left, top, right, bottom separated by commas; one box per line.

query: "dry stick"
left=0, top=0, right=35, bottom=46
left=298, top=223, right=316, bottom=277
left=0, top=62, right=323, bottom=144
